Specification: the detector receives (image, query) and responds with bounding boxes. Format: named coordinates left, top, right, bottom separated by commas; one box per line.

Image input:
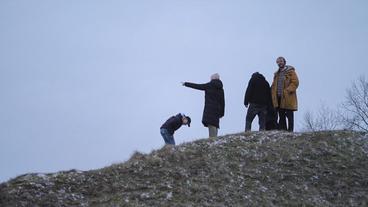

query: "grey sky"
left=1, top=0, right=367, bottom=182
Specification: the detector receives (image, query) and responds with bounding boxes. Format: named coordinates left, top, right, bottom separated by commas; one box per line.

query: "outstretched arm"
left=183, top=82, right=208, bottom=91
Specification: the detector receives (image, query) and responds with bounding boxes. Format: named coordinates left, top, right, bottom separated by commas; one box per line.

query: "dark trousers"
left=160, top=128, right=175, bottom=145
left=277, top=96, right=294, bottom=132
left=266, top=106, right=278, bottom=130
left=245, top=103, right=267, bottom=131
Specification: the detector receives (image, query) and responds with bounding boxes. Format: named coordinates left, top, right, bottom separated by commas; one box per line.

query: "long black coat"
left=184, top=79, right=225, bottom=128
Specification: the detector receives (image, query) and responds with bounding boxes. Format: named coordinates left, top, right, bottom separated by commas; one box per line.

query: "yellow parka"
left=271, top=66, right=299, bottom=111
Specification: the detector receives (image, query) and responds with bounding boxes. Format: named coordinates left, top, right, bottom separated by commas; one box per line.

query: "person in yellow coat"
left=271, top=57, right=299, bottom=132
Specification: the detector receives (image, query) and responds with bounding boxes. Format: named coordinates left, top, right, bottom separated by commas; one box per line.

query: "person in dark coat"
left=183, top=73, right=225, bottom=138
left=244, top=72, right=273, bottom=131
left=265, top=106, right=278, bottom=130
left=160, top=113, right=191, bottom=145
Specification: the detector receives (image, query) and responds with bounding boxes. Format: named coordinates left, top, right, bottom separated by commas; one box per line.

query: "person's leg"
left=160, top=129, right=169, bottom=144
left=213, top=126, right=218, bottom=137
left=208, top=125, right=218, bottom=138
left=266, top=106, right=277, bottom=130
left=285, top=110, right=294, bottom=132
left=245, top=104, right=257, bottom=131
left=276, top=96, right=286, bottom=130
left=160, top=129, right=175, bottom=145
left=278, top=108, right=287, bottom=130
left=258, top=106, right=267, bottom=131
left=167, top=134, right=175, bottom=145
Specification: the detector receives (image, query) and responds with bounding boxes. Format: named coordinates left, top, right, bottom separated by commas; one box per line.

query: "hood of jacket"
left=252, top=72, right=266, bottom=81
left=275, top=65, right=295, bottom=74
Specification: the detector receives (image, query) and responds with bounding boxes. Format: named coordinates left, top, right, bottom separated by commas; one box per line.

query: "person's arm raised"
left=183, top=82, right=208, bottom=91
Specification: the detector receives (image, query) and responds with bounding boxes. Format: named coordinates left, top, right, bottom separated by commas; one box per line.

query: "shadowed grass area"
left=1, top=131, right=367, bottom=206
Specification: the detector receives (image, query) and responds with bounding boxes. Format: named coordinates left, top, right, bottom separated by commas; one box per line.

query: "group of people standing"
left=160, top=56, right=299, bottom=145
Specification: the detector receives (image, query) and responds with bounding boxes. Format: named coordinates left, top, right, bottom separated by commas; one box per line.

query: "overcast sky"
left=1, top=0, right=367, bottom=182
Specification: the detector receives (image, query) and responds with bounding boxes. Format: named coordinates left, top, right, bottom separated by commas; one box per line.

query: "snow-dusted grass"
left=1, top=131, right=367, bottom=206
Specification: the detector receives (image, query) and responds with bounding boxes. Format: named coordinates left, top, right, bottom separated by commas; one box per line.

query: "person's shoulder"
left=286, top=65, right=296, bottom=71
left=209, top=79, right=223, bottom=88
left=286, top=66, right=299, bottom=79
left=167, top=116, right=176, bottom=121
left=174, top=113, right=182, bottom=119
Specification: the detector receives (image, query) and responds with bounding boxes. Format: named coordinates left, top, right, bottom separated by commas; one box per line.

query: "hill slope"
left=1, top=131, right=368, bottom=207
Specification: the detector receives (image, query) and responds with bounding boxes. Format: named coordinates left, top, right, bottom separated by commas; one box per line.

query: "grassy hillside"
left=1, top=131, right=367, bottom=206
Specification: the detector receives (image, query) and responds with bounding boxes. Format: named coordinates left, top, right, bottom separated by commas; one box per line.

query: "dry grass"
left=1, top=131, right=367, bottom=207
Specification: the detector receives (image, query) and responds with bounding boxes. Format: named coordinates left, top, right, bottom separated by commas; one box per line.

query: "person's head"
left=182, top=115, right=191, bottom=127
left=252, top=72, right=264, bottom=80
left=276, top=57, right=286, bottom=68
left=211, top=73, right=220, bottom=80
left=252, top=72, right=260, bottom=77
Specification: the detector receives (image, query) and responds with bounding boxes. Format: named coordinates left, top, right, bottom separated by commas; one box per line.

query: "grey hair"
left=211, top=73, right=220, bottom=80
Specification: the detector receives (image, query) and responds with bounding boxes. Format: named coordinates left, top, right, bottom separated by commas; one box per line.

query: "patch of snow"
left=208, top=139, right=228, bottom=147
left=260, top=186, right=268, bottom=192
left=140, top=193, right=150, bottom=199
left=36, top=173, right=48, bottom=179
left=166, top=192, right=173, bottom=200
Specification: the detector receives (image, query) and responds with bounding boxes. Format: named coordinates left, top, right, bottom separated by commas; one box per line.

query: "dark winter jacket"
left=184, top=79, right=225, bottom=128
left=160, top=114, right=184, bottom=135
left=244, top=72, right=272, bottom=107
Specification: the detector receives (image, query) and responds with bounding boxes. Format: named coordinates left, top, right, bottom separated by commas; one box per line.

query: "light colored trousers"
left=208, top=125, right=218, bottom=138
